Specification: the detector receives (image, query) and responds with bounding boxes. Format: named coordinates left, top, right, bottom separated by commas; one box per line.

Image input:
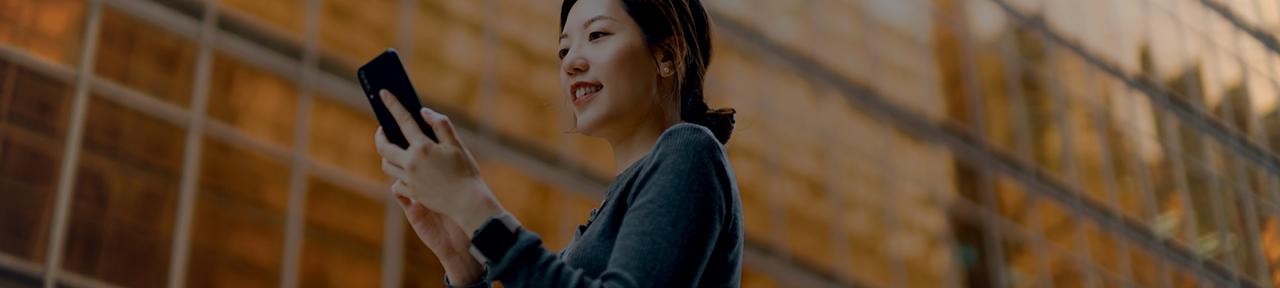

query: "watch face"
left=472, top=216, right=519, bottom=263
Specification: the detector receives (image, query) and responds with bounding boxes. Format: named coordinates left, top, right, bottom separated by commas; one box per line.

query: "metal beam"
left=0, top=252, right=124, bottom=288
left=1074, top=0, right=1136, bottom=280
left=165, top=0, right=219, bottom=286
left=941, top=0, right=1008, bottom=286
left=278, top=0, right=323, bottom=285
left=42, top=1, right=103, bottom=287
left=1193, top=2, right=1243, bottom=282
left=0, top=1, right=26, bottom=158
left=1038, top=22, right=1101, bottom=288
left=992, top=23, right=1057, bottom=288
left=1194, top=0, right=1280, bottom=62
left=380, top=191, right=405, bottom=288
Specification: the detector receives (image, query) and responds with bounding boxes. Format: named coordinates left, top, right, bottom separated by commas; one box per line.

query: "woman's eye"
left=559, top=48, right=568, bottom=59
left=589, top=31, right=608, bottom=40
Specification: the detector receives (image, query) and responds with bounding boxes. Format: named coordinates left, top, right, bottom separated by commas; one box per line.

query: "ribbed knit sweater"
left=448, top=123, right=743, bottom=288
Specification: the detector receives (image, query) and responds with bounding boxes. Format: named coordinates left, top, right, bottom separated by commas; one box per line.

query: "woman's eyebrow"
left=560, top=15, right=616, bottom=40
left=582, top=15, right=615, bottom=28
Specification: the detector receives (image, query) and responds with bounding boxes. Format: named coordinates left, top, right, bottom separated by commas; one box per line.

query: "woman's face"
left=559, top=0, right=674, bottom=139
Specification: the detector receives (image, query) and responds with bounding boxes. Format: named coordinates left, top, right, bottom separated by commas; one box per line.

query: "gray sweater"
left=449, top=123, right=744, bottom=288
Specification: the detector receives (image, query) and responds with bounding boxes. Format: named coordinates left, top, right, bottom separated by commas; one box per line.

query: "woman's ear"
left=652, top=36, right=683, bottom=78
left=652, top=49, right=675, bottom=78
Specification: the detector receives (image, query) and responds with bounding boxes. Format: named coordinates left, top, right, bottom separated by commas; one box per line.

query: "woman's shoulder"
left=651, top=123, right=725, bottom=159
left=633, top=123, right=732, bottom=180
left=624, top=122, right=736, bottom=202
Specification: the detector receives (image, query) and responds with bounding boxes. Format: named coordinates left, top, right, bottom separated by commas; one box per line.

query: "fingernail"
left=420, top=107, right=430, bottom=114
left=379, top=89, right=390, bottom=100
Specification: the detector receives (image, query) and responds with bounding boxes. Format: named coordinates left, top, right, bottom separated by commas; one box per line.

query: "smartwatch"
left=469, top=212, right=522, bottom=264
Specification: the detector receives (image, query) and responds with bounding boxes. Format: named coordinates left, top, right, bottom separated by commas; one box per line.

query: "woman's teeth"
left=575, top=86, right=601, bottom=99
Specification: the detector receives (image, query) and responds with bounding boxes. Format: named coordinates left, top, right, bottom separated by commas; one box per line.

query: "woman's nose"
left=562, top=51, right=587, bottom=75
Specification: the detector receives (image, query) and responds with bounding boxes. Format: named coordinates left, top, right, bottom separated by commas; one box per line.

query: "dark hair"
left=560, top=0, right=736, bottom=144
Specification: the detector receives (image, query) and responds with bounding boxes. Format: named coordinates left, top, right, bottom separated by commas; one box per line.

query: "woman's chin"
left=576, top=122, right=602, bottom=138
left=575, top=117, right=607, bottom=138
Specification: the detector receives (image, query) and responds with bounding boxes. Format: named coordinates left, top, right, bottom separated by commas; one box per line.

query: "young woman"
left=372, top=0, right=742, bottom=286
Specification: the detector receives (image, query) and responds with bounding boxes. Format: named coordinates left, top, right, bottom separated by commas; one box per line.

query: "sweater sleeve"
left=445, top=275, right=493, bottom=288
left=484, top=125, right=730, bottom=288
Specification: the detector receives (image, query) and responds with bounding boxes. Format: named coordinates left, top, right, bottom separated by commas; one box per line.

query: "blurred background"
left=4, top=0, right=1280, bottom=287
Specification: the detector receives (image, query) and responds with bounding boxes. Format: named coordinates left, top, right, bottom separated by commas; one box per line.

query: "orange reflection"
left=1261, top=218, right=1280, bottom=287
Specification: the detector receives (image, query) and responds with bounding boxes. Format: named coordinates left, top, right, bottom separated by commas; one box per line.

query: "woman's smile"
left=570, top=81, right=603, bottom=106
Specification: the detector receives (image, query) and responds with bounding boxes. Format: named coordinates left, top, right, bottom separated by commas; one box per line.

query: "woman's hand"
left=374, top=89, right=509, bottom=284
left=374, top=90, right=507, bottom=231
left=393, top=194, right=485, bottom=285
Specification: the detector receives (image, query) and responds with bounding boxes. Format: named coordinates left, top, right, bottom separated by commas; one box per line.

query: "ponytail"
left=680, top=89, right=735, bottom=145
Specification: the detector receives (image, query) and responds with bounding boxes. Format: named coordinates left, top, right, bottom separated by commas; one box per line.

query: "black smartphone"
left=358, top=48, right=438, bottom=148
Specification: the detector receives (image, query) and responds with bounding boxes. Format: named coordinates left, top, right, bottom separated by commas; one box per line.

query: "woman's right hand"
left=393, top=193, right=486, bottom=286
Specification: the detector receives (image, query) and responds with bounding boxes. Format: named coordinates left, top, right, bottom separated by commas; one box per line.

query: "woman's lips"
left=574, top=89, right=599, bottom=106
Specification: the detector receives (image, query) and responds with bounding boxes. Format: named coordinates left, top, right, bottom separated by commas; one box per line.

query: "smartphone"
left=358, top=48, right=438, bottom=148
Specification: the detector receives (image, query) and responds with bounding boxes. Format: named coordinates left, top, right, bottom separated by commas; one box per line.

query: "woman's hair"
left=560, top=0, right=736, bottom=144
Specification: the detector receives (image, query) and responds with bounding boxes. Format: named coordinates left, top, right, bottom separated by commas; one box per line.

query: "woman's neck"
left=607, top=119, right=676, bottom=175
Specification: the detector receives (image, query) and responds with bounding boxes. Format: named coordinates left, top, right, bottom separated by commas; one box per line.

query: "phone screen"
left=358, top=48, right=439, bottom=148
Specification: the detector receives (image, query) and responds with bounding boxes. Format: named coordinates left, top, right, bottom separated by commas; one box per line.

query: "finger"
left=394, top=194, right=418, bottom=209
left=375, top=127, right=411, bottom=167
left=394, top=193, right=415, bottom=211
left=382, top=158, right=411, bottom=182
left=391, top=180, right=411, bottom=198
left=390, top=181, right=417, bottom=213
left=391, top=180, right=406, bottom=195
left=420, top=107, right=462, bottom=147
left=379, top=89, right=432, bottom=147
left=394, top=193, right=412, bottom=208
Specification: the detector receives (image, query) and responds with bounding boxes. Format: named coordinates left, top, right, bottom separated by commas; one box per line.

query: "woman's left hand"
left=374, top=89, right=507, bottom=236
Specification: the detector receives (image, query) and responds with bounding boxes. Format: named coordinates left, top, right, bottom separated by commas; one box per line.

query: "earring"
left=663, top=67, right=670, bottom=73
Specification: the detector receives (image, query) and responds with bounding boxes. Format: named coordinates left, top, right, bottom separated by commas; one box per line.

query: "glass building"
left=2, top=0, right=1280, bottom=287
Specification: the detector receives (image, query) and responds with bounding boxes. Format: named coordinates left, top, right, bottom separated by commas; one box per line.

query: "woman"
left=372, top=0, right=741, bottom=286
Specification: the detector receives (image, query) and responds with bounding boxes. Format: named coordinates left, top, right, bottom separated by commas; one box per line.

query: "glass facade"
left=4, top=0, right=1280, bottom=287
